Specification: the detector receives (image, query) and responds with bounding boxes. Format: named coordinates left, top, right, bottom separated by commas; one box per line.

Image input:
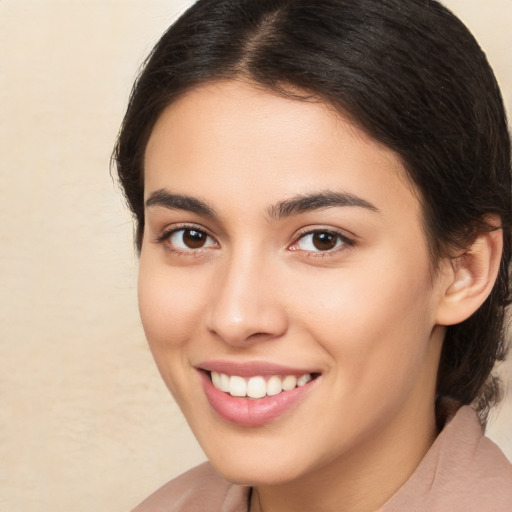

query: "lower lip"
left=200, top=371, right=318, bottom=427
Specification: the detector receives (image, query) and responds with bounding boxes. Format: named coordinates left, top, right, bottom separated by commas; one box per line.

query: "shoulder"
left=437, top=405, right=512, bottom=489
left=131, top=462, right=249, bottom=512
left=382, top=405, right=512, bottom=512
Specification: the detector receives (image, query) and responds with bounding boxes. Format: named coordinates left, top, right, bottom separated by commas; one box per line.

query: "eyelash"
left=290, top=228, right=355, bottom=257
left=154, top=225, right=355, bottom=257
left=155, top=224, right=218, bottom=256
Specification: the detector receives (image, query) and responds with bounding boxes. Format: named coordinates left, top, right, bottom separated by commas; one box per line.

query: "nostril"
left=204, top=270, right=289, bottom=346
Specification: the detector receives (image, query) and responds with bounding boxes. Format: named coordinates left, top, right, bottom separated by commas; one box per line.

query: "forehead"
left=144, top=80, right=421, bottom=223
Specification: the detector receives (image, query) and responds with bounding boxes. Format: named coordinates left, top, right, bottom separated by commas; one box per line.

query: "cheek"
left=137, top=256, right=213, bottom=405
left=137, top=256, right=208, bottom=351
left=290, top=253, right=436, bottom=383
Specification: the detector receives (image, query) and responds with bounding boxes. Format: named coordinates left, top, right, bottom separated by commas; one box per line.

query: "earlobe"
left=435, top=221, right=503, bottom=326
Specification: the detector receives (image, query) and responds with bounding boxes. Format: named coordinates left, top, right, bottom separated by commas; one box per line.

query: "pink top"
left=132, top=405, right=512, bottom=511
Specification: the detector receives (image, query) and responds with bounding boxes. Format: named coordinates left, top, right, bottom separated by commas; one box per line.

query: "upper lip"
left=197, top=360, right=320, bottom=377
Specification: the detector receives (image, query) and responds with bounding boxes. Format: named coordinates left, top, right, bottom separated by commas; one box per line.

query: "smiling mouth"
left=200, top=366, right=321, bottom=426
left=209, top=371, right=319, bottom=399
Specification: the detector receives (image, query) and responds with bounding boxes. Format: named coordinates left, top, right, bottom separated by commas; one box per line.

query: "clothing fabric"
left=131, top=405, right=512, bottom=512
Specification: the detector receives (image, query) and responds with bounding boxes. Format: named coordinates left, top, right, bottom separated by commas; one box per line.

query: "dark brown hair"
left=113, top=0, right=511, bottom=422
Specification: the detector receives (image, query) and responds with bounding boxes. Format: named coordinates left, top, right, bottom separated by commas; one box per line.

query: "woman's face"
left=139, top=81, right=449, bottom=486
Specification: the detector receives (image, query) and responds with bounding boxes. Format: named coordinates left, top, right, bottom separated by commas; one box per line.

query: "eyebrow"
left=145, top=189, right=379, bottom=219
left=267, top=191, right=379, bottom=219
left=145, top=189, right=216, bottom=217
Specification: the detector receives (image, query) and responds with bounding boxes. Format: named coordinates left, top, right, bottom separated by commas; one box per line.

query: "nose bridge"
left=206, top=242, right=287, bottom=345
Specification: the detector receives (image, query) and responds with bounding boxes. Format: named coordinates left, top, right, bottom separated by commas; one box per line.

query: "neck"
left=250, top=392, right=438, bottom=512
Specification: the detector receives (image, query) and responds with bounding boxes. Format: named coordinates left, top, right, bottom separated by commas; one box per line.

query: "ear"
left=435, top=219, right=503, bottom=326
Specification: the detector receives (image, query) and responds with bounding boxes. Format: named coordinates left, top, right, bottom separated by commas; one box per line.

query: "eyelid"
left=153, top=222, right=355, bottom=257
left=288, top=226, right=356, bottom=254
left=154, top=223, right=219, bottom=252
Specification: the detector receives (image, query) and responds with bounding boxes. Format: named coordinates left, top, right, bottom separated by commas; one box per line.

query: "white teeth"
left=247, top=376, right=267, bottom=398
left=210, top=371, right=314, bottom=398
left=282, top=375, right=297, bottom=391
left=219, top=372, right=230, bottom=392
left=297, top=374, right=312, bottom=387
left=211, top=371, right=221, bottom=389
left=229, top=375, right=247, bottom=397
left=266, top=376, right=283, bottom=396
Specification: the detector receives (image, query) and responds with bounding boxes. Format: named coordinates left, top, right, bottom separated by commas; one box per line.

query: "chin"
left=198, top=433, right=319, bottom=487
left=211, top=457, right=304, bottom=487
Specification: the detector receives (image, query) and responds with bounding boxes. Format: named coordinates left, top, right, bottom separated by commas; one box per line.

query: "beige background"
left=0, top=1, right=511, bottom=511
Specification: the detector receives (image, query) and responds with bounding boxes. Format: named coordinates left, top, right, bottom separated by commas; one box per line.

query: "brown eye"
left=294, top=230, right=348, bottom=253
left=182, top=229, right=207, bottom=248
left=166, top=227, right=216, bottom=251
left=312, top=232, right=337, bottom=251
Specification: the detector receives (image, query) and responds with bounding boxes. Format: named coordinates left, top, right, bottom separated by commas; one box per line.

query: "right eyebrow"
left=267, top=190, right=380, bottom=220
left=145, top=189, right=216, bottom=217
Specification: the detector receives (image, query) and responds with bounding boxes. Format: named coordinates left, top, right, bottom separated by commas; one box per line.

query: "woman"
left=114, top=0, right=512, bottom=510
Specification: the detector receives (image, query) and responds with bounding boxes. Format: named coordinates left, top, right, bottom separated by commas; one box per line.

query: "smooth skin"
left=138, top=81, right=502, bottom=512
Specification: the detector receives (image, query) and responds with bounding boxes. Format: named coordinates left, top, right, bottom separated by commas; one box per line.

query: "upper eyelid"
left=292, top=225, right=356, bottom=242
left=154, top=222, right=356, bottom=250
left=288, top=228, right=356, bottom=253
left=159, top=222, right=213, bottom=236
left=155, top=223, right=217, bottom=244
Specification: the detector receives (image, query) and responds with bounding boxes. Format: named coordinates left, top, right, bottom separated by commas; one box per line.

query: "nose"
left=205, top=249, right=288, bottom=346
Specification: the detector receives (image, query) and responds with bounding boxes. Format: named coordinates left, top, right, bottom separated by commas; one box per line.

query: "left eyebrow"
left=267, top=191, right=380, bottom=220
left=145, top=189, right=216, bottom=217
